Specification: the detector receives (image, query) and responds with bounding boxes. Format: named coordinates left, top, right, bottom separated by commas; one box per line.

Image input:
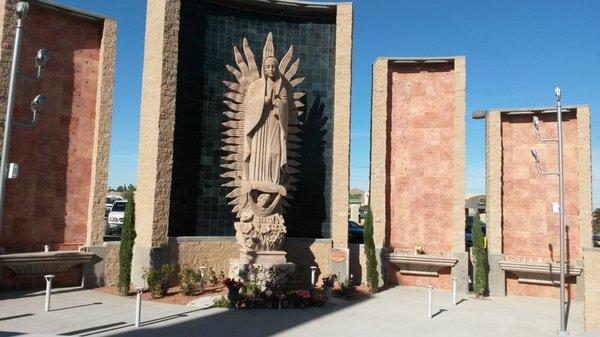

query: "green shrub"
left=179, top=268, right=201, bottom=296
left=117, top=192, right=136, bottom=296
left=335, top=278, right=356, bottom=299
left=364, top=205, right=379, bottom=292
left=213, top=295, right=230, bottom=308
left=472, top=213, right=488, bottom=296
left=143, top=263, right=176, bottom=299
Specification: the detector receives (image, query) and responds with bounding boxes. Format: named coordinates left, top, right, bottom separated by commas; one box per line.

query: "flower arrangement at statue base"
left=213, top=278, right=328, bottom=309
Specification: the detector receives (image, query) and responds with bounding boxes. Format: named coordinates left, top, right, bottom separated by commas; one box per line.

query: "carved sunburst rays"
left=221, top=33, right=305, bottom=218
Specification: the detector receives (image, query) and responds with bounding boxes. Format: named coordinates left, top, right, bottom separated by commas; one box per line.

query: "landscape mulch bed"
left=94, top=283, right=372, bottom=306
left=94, top=284, right=227, bottom=306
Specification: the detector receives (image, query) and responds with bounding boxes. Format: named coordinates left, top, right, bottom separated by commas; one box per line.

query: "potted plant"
left=223, top=278, right=242, bottom=305
left=322, top=274, right=337, bottom=298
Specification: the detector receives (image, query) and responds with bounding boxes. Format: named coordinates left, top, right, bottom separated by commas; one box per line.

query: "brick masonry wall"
left=167, top=238, right=332, bottom=285
left=134, top=1, right=352, bottom=283
left=103, top=241, right=121, bottom=286
left=485, top=111, right=502, bottom=255
left=135, top=0, right=180, bottom=249
left=387, top=62, right=456, bottom=253
left=331, top=4, right=352, bottom=248
left=1, top=4, right=103, bottom=252
left=385, top=60, right=461, bottom=289
left=168, top=239, right=238, bottom=275
left=501, top=112, right=580, bottom=298
left=369, top=59, right=388, bottom=248
left=86, top=18, right=115, bottom=247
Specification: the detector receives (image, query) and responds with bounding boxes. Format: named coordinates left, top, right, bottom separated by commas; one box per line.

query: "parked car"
left=465, top=215, right=486, bottom=247
left=105, top=196, right=123, bottom=216
left=106, top=201, right=127, bottom=235
left=348, top=220, right=364, bottom=244
left=593, top=234, right=600, bottom=247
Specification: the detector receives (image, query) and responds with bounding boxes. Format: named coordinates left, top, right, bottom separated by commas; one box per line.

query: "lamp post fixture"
left=0, top=2, right=49, bottom=248
left=530, top=87, right=568, bottom=335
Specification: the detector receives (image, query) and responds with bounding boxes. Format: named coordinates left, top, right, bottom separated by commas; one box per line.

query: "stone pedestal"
left=229, top=251, right=295, bottom=290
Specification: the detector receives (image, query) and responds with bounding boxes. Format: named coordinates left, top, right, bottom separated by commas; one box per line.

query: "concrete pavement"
left=0, top=286, right=594, bottom=336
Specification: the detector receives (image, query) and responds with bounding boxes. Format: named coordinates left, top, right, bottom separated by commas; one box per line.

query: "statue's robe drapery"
left=243, top=76, right=291, bottom=186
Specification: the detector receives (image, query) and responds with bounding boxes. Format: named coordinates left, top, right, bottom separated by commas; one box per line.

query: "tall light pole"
left=0, top=2, right=29, bottom=248
left=0, top=2, right=49, bottom=249
left=530, top=87, right=568, bottom=335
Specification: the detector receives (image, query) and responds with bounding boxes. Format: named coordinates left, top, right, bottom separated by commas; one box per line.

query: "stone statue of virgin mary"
left=243, top=40, right=292, bottom=187
left=221, top=32, right=304, bottom=253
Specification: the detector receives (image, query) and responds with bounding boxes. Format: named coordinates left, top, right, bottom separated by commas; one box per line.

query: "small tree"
left=364, top=205, right=379, bottom=293
left=472, top=213, right=487, bottom=296
left=118, top=191, right=136, bottom=295
left=593, top=208, right=600, bottom=234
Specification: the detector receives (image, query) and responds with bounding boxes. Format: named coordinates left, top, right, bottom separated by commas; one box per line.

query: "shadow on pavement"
left=51, top=302, right=103, bottom=312
left=103, top=296, right=372, bottom=337
left=0, top=286, right=83, bottom=300
left=0, top=313, right=34, bottom=321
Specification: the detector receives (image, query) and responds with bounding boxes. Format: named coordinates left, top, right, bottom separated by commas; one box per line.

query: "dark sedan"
left=349, top=221, right=364, bottom=244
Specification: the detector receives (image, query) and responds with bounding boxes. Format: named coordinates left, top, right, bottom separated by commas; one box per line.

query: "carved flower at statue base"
left=235, top=214, right=286, bottom=251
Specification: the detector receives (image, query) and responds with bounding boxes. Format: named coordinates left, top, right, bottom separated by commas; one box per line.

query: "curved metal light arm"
left=13, top=95, right=46, bottom=128
left=534, top=128, right=558, bottom=143
left=534, top=160, right=558, bottom=176
left=21, top=67, right=43, bottom=81
left=13, top=109, right=38, bottom=127
left=532, top=116, right=557, bottom=143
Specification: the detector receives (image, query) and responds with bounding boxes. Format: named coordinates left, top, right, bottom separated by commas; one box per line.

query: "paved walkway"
left=0, top=286, right=594, bottom=337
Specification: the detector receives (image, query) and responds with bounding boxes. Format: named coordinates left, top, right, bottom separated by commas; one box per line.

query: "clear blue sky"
left=54, top=0, right=599, bottom=207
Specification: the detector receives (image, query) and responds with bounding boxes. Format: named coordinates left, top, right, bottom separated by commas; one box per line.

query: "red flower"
left=297, top=289, right=311, bottom=299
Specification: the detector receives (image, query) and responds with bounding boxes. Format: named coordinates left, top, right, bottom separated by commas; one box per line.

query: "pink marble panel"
left=386, top=62, right=456, bottom=288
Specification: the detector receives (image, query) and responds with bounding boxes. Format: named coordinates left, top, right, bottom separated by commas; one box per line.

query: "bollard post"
left=427, top=285, right=433, bottom=319
left=44, top=244, right=49, bottom=252
left=310, top=266, right=317, bottom=286
left=44, top=274, right=54, bottom=312
left=199, top=267, right=206, bottom=293
left=135, top=287, right=143, bottom=327
left=452, top=277, right=458, bottom=306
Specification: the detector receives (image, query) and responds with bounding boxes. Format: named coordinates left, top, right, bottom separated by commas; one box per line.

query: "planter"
left=323, top=285, right=333, bottom=298
left=227, top=285, right=241, bottom=305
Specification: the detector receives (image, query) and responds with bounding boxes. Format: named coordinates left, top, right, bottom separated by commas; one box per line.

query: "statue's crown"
left=262, top=32, right=275, bottom=64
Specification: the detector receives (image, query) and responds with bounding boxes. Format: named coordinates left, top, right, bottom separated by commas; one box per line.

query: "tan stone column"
left=451, top=56, right=466, bottom=252
left=85, top=19, right=116, bottom=247
left=331, top=3, right=352, bottom=249
left=327, top=4, right=353, bottom=280
left=577, top=106, right=592, bottom=253
left=369, top=58, right=388, bottom=249
left=583, top=247, right=600, bottom=332
left=485, top=110, right=505, bottom=296
left=449, top=57, right=468, bottom=294
left=486, top=110, right=502, bottom=255
left=577, top=106, right=592, bottom=302
left=368, top=58, right=389, bottom=285
left=131, top=0, right=180, bottom=286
